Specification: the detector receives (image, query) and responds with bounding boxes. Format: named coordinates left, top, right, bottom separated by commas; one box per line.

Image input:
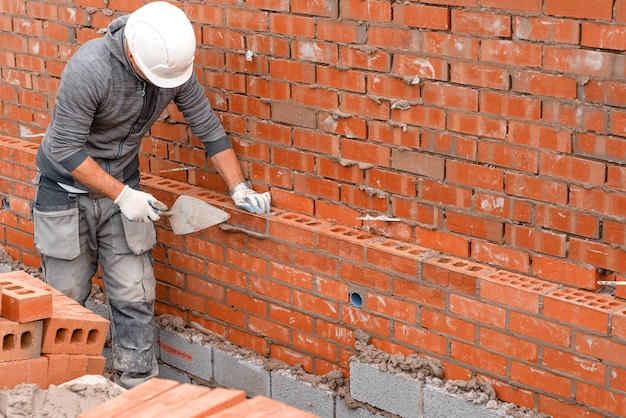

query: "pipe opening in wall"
left=349, top=292, right=363, bottom=307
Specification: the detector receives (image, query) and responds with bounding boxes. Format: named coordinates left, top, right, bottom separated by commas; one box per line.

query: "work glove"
left=231, top=185, right=271, bottom=214
left=114, top=185, right=168, bottom=222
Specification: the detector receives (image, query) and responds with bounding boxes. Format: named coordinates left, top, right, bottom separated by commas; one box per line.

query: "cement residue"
left=354, top=329, right=444, bottom=380
left=0, top=376, right=125, bottom=418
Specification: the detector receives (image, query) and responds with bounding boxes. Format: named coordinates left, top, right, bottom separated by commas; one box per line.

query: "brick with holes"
left=0, top=317, right=43, bottom=362
left=41, top=297, right=110, bottom=355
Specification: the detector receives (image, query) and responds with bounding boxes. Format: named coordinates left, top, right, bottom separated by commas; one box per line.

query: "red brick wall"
left=1, top=1, right=626, bottom=417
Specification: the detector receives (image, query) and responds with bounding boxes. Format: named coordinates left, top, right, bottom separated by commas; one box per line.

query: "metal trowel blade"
left=167, top=195, right=230, bottom=235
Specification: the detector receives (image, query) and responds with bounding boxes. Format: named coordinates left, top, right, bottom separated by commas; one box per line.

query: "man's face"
left=126, top=40, right=148, bottom=82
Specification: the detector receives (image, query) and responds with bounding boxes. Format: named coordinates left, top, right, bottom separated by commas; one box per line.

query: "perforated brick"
left=0, top=317, right=42, bottom=362
left=41, top=299, right=110, bottom=355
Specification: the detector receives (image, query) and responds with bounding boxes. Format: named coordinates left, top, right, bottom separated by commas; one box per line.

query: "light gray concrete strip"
left=271, top=369, right=336, bottom=418
left=213, top=347, right=270, bottom=397
left=158, top=328, right=213, bottom=383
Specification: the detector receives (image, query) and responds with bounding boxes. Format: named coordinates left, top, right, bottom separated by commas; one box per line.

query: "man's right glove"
left=114, top=185, right=167, bottom=222
left=230, top=181, right=271, bottom=214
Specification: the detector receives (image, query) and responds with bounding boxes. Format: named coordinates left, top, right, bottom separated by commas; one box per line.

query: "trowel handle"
left=149, top=201, right=171, bottom=216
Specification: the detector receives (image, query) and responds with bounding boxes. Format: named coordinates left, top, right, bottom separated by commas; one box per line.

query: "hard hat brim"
left=136, top=61, right=194, bottom=89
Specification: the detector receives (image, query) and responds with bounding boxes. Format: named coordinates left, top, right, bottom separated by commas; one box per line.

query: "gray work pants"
left=33, top=184, right=158, bottom=389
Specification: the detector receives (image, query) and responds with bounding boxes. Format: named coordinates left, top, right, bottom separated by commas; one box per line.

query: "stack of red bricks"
left=80, top=378, right=317, bottom=418
left=0, top=270, right=109, bottom=390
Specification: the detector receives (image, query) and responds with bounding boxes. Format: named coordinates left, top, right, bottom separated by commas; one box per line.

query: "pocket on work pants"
left=33, top=206, right=81, bottom=260
left=118, top=215, right=157, bottom=255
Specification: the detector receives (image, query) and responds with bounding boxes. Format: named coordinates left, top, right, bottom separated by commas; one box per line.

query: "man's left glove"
left=231, top=181, right=271, bottom=214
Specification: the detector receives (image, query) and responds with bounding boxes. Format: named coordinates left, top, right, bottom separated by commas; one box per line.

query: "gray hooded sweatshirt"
left=37, top=15, right=230, bottom=191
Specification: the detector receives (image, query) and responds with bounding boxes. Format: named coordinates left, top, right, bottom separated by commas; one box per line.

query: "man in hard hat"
left=33, top=2, right=271, bottom=389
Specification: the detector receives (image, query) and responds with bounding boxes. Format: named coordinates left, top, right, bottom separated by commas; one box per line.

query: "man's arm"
left=71, top=157, right=167, bottom=223
left=70, top=157, right=125, bottom=199
left=209, top=148, right=246, bottom=191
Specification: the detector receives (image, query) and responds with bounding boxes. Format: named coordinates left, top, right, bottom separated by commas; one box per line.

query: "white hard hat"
left=124, top=1, right=196, bottom=88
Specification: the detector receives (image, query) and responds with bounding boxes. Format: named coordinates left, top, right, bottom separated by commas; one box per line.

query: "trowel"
left=159, top=195, right=230, bottom=235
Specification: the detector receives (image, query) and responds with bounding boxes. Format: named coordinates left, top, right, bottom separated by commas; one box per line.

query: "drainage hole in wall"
left=1, top=197, right=8, bottom=210
left=349, top=292, right=363, bottom=307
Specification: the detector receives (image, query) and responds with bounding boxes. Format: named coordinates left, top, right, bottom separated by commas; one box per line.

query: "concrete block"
left=271, top=369, right=335, bottom=418
left=213, top=347, right=270, bottom=398
left=423, top=385, right=502, bottom=418
left=158, top=362, right=192, bottom=385
left=350, top=359, right=422, bottom=418
left=158, top=327, right=213, bottom=383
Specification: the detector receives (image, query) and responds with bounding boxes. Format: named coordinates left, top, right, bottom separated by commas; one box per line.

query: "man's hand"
left=114, top=185, right=167, bottom=222
left=232, top=188, right=271, bottom=214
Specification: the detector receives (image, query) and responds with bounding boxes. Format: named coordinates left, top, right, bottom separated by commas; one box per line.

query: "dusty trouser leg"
left=96, top=202, right=158, bottom=389
left=34, top=187, right=97, bottom=306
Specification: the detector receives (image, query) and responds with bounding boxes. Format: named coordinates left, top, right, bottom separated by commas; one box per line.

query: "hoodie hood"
left=104, top=15, right=132, bottom=72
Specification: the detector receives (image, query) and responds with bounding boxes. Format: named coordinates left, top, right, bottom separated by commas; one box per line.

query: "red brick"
left=450, top=294, right=506, bottom=329
left=211, top=395, right=317, bottom=417
left=480, top=328, right=538, bottom=363
left=575, top=381, right=626, bottom=417
left=446, top=211, right=503, bottom=242
left=395, top=4, right=450, bottom=30
left=414, top=226, right=470, bottom=258
left=510, top=361, right=572, bottom=399
left=545, top=0, right=613, bottom=20
left=118, top=384, right=216, bottom=417
left=79, top=378, right=182, bottom=418
left=1, top=357, right=48, bottom=390
left=0, top=277, right=52, bottom=322
left=452, top=9, right=510, bottom=37
left=396, top=322, right=447, bottom=356
left=575, top=331, right=626, bottom=370
left=422, top=255, right=496, bottom=296
left=422, top=308, right=475, bottom=342
left=451, top=340, right=507, bottom=376
left=169, top=387, right=246, bottom=416
left=539, top=394, right=606, bottom=418
left=44, top=353, right=71, bottom=386
left=0, top=317, right=42, bottom=362
left=451, top=61, right=509, bottom=90
left=480, top=271, right=559, bottom=313
left=542, top=346, right=606, bottom=385
left=516, top=16, right=580, bottom=44
left=41, top=299, right=110, bottom=355
left=544, top=288, right=625, bottom=334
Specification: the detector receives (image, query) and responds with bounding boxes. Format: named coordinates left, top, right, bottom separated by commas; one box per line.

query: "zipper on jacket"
left=116, top=81, right=148, bottom=160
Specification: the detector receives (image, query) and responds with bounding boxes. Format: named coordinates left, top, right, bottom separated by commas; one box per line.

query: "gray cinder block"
left=350, top=359, right=422, bottom=418
left=271, top=369, right=335, bottom=418
left=158, top=362, right=192, bottom=384
left=423, top=385, right=502, bottom=418
left=158, top=327, right=213, bottom=383
left=213, top=347, right=270, bottom=398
